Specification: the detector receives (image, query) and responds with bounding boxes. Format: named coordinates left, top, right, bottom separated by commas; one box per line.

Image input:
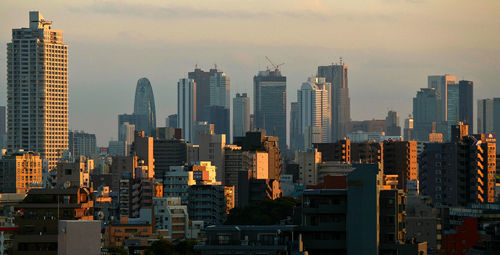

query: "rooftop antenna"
left=265, top=56, right=285, bottom=72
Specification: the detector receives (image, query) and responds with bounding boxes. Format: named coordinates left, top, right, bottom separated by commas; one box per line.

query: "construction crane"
left=265, top=56, right=285, bottom=72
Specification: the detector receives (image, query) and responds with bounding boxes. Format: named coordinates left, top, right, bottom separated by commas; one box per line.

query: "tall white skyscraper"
left=297, top=77, right=330, bottom=149
left=7, top=11, right=68, bottom=170
left=232, top=93, right=250, bottom=139
left=177, top=78, right=196, bottom=142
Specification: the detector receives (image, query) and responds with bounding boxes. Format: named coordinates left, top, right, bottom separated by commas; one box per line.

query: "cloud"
left=67, top=0, right=332, bottom=20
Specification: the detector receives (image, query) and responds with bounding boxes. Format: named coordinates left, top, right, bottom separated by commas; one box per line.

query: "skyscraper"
left=133, top=78, right=156, bottom=137
left=317, top=61, right=351, bottom=142
left=188, top=67, right=219, bottom=121
left=233, top=93, right=250, bottom=139
left=166, top=114, right=178, bottom=128
left=297, top=77, right=330, bottom=149
left=385, top=110, right=401, bottom=136
left=253, top=69, right=287, bottom=152
left=428, top=74, right=456, bottom=121
left=289, top=102, right=301, bottom=152
left=7, top=11, right=68, bottom=170
left=477, top=98, right=500, bottom=148
left=412, top=88, right=442, bottom=141
left=209, top=72, right=230, bottom=109
left=0, top=106, right=5, bottom=148
left=177, top=78, right=196, bottom=142
left=458, top=80, right=473, bottom=131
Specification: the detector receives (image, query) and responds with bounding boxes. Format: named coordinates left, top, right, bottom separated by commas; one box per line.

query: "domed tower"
left=134, top=78, right=156, bottom=136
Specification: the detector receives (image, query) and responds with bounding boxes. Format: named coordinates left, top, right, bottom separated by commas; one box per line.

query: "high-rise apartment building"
left=133, top=78, right=156, bottom=137
left=419, top=128, right=496, bottom=206
left=0, top=106, right=5, bottom=148
left=7, top=12, right=68, bottom=170
left=458, top=80, right=474, bottom=131
left=317, top=61, right=351, bottom=142
left=383, top=140, right=418, bottom=192
left=233, top=93, right=250, bottom=139
left=177, top=78, right=196, bottom=142
left=118, top=122, right=135, bottom=145
left=68, top=130, right=97, bottom=158
left=385, top=110, right=401, bottom=136
left=297, top=77, right=331, bottom=150
left=188, top=67, right=219, bottom=122
left=413, top=88, right=442, bottom=141
left=253, top=69, right=287, bottom=152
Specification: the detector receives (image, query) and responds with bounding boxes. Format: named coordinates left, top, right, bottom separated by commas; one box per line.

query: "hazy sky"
left=1, top=0, right=499, bottom=146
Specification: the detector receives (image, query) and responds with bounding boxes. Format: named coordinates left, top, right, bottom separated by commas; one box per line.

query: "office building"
left=290, top=102, right=302, bottom=151
left=297, top=77, right=331, bottom=150
left=209, top=71, right=230, bottom=109
left=153, top=139, right=195, bottom=180
left=253, top=69, right=287, bottom=152
left=385, top=110, right=401, bottom=136
left=193, top=121, right=214, bottom=145
left=428, top=74, right=456, bottom=121
left=118, top=113, right=136, bottom=136
left=350, top=141, right=383, bottom=167
left=119, top=122, right=135, bottom=144
left=404, top=116, right=414, bottom=141
left=204, top=105, right=230, bottom=136
left=188, top=67, right=219, bottom=122
left=317, top=61, right=351, bottom=142
left=458, top=80, right=474, bottom=131
left=178, top=78, right=196, bottom=142
left=0, top=151, right=42, bottom=193
left=167, top=114, right=178, bottom=128
left=233, top=93, right=250, bottom=139
left=413, top=88, right=443, bottom=141
left=7, top=11, right=68, bottom=170
left=133, top=78, right=156, bottom=136
left=68, top=130, right=97, bottom=158
left=295, top=150, right=322, bottom=185
left=383, top=140, right=418, bottom=192
left=351, top=119, right=385, bottom=133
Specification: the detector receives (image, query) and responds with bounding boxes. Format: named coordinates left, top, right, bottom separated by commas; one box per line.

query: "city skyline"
left=1, top=1, right=499, bottom=146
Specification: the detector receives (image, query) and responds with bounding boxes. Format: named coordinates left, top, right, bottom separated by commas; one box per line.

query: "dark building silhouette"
left=383, top=140, right=418, bottom=192
left=188, top=67, right=219, bottom=122
left=458, top=80, right=473, bottom=131
left=253, top=70, right=287, bottom=152
left=204, top=105, right=230, bottom=136
left=312, top=140, right=351, bottom=163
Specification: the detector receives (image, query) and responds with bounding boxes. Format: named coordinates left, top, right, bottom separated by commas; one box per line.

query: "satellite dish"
left=97, top=211, right=105, bottom=220
left=63, top=180, right=71, bottom=189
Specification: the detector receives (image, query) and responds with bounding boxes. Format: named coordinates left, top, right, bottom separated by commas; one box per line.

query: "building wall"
left=0, top=151, right=42, bottom=193
left=58, top=220, right=101, bottom=255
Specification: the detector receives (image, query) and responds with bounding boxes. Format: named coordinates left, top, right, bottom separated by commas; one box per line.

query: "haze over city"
left=1, top=0, right=499, bottom=146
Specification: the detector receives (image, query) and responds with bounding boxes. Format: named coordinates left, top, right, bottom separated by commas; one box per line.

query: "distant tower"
left=428, top=75, right=456, bottom=122
left=188, top=67, right=219, bottom=122
left=458, top=80, right=473, bottom=132
left=412, top=88, right=442, bottom=141
left=253, top=69, right=287, bottom=152
left=385, top=110, right=401, bottom=136
left=297, top=77, right=330, bottom=150
left=7, top=11, right=68, bottom=170
left=206, top=71, right=230, bottom=136
left=134, top=78, right=156, bottom=137
left=177, top=78, right=196, bottom=142
left=233, top=93, right=250, bottom=140
left=317, top=61, right=351, bottom=142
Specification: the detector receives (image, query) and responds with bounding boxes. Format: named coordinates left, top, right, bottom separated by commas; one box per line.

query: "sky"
left=1, top=0, right=499, bottom=146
